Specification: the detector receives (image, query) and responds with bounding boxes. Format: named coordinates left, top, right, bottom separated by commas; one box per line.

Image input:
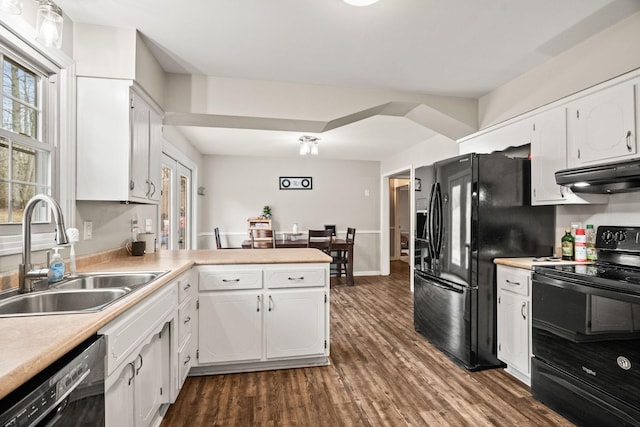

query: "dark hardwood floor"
left=161, top=261, right=573, bottom=426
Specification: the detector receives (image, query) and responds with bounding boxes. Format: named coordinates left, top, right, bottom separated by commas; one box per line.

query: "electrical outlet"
left=83, top=221, right=93, bottom=240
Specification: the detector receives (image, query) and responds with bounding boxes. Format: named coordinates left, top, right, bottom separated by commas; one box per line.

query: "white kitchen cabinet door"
left=567, top=80, right=638, bottom=167
left=134, top=330, right=164, bottom=427
left=265, top=289, right=326, bottom=359
left=130, top=91, right=151, bottom=201
left=497, top=288, right=530, bottom=379
left=531, top=108, right=570, bottom=204
left=105, top=362, right=135, bottom=427
left=198, top=292, right=263, bottom=364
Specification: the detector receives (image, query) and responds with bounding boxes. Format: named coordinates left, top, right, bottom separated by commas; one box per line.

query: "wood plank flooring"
left=161, top=261, right=573, bottom=426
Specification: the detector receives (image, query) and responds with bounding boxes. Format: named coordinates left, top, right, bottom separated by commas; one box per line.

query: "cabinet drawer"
left=264, top=267, right=325, bottom=289
left=497, top=266, right=530, bottom=296
left=199, top=267, right=262, bottom=290
left=178, top=298, right=194, bottom=346
left=178, top=271, right=195, bottom=303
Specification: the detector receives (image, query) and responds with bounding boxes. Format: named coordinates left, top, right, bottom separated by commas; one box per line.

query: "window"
left=0, top=49, right=54, bottom=226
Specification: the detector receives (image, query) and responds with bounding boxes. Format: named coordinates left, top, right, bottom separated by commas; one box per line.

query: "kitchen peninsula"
left=0, top=248, right=331, bottom=403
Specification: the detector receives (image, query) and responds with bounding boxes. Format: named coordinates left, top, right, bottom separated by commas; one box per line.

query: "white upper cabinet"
left=566, top=79, right=638, bottom=168
left=77, top=77, right=163, bottom=203
left=530, top=108, right=607, bottom=205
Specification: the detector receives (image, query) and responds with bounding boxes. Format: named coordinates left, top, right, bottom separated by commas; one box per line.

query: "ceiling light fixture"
left=35, top=0, right=63, bottom=48
left=343, top=0, right=379, bottom=6
left=0, top=0, right=64, bottom=48
left=299, top=135, right=319, bottom=156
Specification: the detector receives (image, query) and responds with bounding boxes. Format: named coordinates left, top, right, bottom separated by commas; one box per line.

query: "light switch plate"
left=83, top=221, right=93, bottom=240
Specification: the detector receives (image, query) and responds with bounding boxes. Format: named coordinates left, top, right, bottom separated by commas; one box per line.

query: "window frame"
left=0, top=16, right=74, bottom=256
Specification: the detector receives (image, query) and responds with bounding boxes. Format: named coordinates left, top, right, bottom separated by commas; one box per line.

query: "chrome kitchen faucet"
left=18, top=195, right=69, bottom=293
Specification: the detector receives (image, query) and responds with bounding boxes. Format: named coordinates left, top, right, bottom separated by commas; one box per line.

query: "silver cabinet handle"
left=288, top=276, right=304, bottom=281
left=183, top=316, right=191, bottom=325
left=149, top=181, right=156, bottom=197
left=627, top=130, right=633, bottom=151
left=183, top=283, right=191, bottom=291
left=257, top=295, right=261, bottom=312
left=521, top=302, right=527, bottom=320
left=184, top=355, right=191, bottom=366
left=506, top=279, right=521, bottom=286
left=268, top=295, right=273, bottom=312
left=222, top=278, right=240, bottom=283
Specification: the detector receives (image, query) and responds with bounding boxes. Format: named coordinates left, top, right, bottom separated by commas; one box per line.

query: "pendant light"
left=0, top=0, right=64, bottom=49
left=35, top=0, right=63, bottom=48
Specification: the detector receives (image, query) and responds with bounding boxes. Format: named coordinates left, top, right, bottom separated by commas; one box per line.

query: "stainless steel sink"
left=51, top=271, right=165, bottom=291
left=0, top=289, right=130, bottom=316
left=0, top=271, right=168, bottom=317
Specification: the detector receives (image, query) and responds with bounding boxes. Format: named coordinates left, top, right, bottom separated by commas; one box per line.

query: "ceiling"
left=55, top=0, right=640, bottom=161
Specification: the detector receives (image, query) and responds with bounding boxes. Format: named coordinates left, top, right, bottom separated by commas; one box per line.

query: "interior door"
left=160, top=153, right=192, bottom=250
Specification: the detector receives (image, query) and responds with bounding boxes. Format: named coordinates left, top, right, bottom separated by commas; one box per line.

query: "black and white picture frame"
left=279, top=176, right=313, bottom=190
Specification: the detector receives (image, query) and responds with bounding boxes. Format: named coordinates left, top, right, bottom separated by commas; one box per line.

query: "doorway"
left=160, top=153, right=192, bottom=250
left=389, top=176, right=411, bottom=263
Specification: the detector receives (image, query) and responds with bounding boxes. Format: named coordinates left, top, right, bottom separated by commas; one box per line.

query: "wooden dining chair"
left=308, top=229, right=332, bottom=255
left=251, top=229, right=275, bottom=248
left=214, top=227, right=223, bottom=249
left=332, top=227, right=356, bottom=278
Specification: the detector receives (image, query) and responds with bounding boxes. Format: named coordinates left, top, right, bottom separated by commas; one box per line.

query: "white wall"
left=479, top=11, right=640, bottom=128
left=200, top=155, right=381, bottom=274
left=380, top=133, right=459, bottom=174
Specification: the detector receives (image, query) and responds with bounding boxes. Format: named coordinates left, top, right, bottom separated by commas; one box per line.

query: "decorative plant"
left=262, top=205, right=272, bottom=218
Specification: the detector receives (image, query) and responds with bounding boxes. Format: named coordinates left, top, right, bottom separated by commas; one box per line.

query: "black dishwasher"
left=0, top=335, right=105, bottom=426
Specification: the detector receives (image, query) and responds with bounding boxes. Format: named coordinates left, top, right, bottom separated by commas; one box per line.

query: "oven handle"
left=533, top=271, right=640, bottom=304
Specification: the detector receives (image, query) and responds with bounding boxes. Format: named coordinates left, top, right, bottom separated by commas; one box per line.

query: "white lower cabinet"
left=265, top=289, right=326, bottom=359
left=195, top=263, right=330, bottom=374
left=496, top=265, right=531, bottom=385
left=198, top=291, right=263, bottom=363
left=101, top=279, right=178, bottom=427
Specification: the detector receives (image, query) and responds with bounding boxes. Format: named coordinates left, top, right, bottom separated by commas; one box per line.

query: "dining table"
left=241, top=237, right=355, bottom=286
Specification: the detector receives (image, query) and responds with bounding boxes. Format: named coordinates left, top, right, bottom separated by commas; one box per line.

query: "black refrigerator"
left=413, top=153, right=554, bottom=370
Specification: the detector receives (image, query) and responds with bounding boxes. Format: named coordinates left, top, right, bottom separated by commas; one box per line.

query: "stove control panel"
left=597, top=226, right=640, bottom=252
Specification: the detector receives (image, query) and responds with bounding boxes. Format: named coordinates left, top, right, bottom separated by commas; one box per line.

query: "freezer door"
left=414, top=271, right=476, bottom=368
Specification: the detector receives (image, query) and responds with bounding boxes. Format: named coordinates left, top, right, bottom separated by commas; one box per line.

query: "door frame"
left=380, top=165, right=414, bottom=290
left=161, top=142, right=198, bottom=249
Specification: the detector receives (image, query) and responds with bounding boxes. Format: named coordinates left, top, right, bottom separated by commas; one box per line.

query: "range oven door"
left=531, top=271, right=640, bottom=425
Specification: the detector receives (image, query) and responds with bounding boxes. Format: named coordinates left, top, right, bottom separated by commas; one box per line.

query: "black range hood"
left=555, top=158, right=640, bottom=194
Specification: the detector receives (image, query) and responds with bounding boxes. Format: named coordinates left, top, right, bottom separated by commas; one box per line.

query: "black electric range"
left=531, top=226, right=640, bottom=427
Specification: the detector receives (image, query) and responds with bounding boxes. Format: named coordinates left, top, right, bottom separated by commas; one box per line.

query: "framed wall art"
left=279, top=176, right=312, bottom=190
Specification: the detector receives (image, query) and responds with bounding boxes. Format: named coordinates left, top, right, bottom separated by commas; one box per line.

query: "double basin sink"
left=0, top=271, right=167, bottom=317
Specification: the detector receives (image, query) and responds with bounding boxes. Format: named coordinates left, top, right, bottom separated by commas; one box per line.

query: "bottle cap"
left=565, top=228, right=571, bottom=233
left=576, top=228, right=585, bottom=235
left=586, top=224, right=594, bottom=229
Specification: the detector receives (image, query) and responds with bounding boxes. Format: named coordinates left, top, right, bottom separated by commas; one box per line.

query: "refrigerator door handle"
left=433, top=183, right=443, bottom=257
left=426, top=183, right=437, bottom=260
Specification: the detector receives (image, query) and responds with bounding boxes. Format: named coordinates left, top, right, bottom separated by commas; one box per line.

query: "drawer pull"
left=521, top=302, right=527, bottom=320
left=257, top=295, right=261, bottom=312
left=183, top=316, right=191, bottom=325
left=184, top=355, right=191, bottom=365
left=288, top=276, right=305, bottom=281
left=183, top=283, right=191, bottom=291
left=505, top=279, right=521, bottom=286
left=222, top=278, right=240, bottom=283
left=268, top=295, right=274, bottom=312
